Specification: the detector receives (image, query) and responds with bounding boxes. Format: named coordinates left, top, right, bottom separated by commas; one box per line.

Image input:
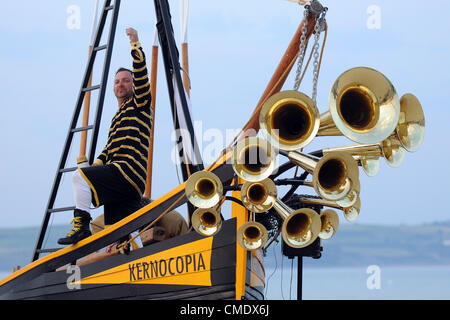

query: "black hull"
left=0, top=219, right=265, bottom=300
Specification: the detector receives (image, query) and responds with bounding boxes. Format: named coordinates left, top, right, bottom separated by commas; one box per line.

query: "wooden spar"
left=78, top=0, right=100, bottom=166
left=144, top=29, right=159, bottom=199
left=234, top=11, right=317, bottom=143
left=182, top=43, right=190, bottom=97
left=180, top=0, right=190, bottom=97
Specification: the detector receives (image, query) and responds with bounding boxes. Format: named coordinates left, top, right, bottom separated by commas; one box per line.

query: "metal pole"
left=297, top=256, right=303, bottom=300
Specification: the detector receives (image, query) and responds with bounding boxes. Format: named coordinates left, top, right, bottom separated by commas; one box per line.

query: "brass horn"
left=241, top=178, right=277, bottom=213
left=318, top=67, right=401, bottom=144
left=282, top=150, right=359, bottom=201
left=299, top=196, right=361, bottom=222
left=231, top=137, right=277, bottom=182
left=259, top=90, right=320, bottom=150
left=303, top=173, right=360, bottom=208
left=272, top=199, right=321, bottom=248
left=395, top=93, right=425, bottom=152
left=322, top=133, right=406, bottom=177
left=185, top=171, right=223, bottom=208
left=319, top=209, right=339, bottom=240
left=342, top=93, right=424, bottom=176
left=237, top=221, right=269, bottom=251
left=191, top=208, right=222, bottom=236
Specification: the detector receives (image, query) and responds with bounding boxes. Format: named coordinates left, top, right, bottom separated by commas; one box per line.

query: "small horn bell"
left=191, top=208, right=222, bottom=236
left=237, top=221, right=269, bottom=251
left=395, top=93, right=425, bottom=152
left=231, top=137, right=276, bottom=182
left=185, top=171, right=223, bottom=208
left=319, top=209, right=339, bottom=240
left=272, top=199, right=321, bottom=248
left=241, top=178, right=278, bottom=213
left=282, top=150, right=358, bottom=201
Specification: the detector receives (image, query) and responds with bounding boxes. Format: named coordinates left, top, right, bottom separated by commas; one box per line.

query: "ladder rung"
left=37, top=248, right=62, bottom=254
left=71, top=125, right=94, bottom=133
left=47, top=206, right=76, bottom=213
left=59, top=167, right=77, bottom=173
left=82, top=85, right=101, bottom=92
left=105, top=5, right=114, bottom=11
left=94, top=45, right=107, bottom=52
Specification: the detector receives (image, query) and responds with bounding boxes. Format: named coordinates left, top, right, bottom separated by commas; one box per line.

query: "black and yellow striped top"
left=94, top=41, right=152, bottom=196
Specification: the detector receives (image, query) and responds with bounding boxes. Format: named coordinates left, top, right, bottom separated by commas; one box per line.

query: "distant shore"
left=1, top=221, right=450, bottom=271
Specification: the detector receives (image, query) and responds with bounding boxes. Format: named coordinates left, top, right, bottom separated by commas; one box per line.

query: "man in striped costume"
left=58, top=28, right=153, bottom=245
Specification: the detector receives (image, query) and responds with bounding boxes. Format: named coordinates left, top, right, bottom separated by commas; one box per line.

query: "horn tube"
left=191, top=208, right=222, bottom=236
left=281, top=150, right=359, bottom=201
left=237, top=221, right=269, bottom=251
left=318, top=67, right=400, bottom=144
left=299, top=196, right=361, bottom=222
left=321, top=134, right=406, bottom=175
left=259, top=90, right=320, bottom=150
left=231, top=137, right=276, bottom=182
left=185, top=171, right=223, bottom=209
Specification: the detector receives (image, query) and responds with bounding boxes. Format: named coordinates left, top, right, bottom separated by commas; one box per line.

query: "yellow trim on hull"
left=0, top=151, right=231, bottom=288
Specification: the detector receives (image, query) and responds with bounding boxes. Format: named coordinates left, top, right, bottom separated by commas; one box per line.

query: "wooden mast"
left=77, top=0, right=100, bottom=167
left=144, top=29, right=160, bottom=199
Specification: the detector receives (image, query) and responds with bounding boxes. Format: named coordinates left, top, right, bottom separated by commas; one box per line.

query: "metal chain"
left=293, top=6, right=311, bottom=91
left=293, top=1, right=327, bottom=103
left=311, top=9, right=327, bottom=103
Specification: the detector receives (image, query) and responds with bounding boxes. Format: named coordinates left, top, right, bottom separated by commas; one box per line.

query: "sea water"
left=1, top=265, right=450, bottom=300
left=264, top=265, right=450, bottom=300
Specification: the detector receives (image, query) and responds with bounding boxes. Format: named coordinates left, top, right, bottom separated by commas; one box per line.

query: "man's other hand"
left=126, top=28, right=139, bottom=43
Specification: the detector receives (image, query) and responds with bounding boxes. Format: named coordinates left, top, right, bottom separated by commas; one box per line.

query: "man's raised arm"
left=126, top=28, right=151, bottom=108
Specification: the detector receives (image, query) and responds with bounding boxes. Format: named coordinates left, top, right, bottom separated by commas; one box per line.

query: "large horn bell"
left=272, top=199, right=321, bottom=248
left=241, top=178, right=277, bottom=213
left=282, top=150, right=359, bottom=201
left=318, top=67, right=400, bottom=144
left=191, top=208, right=222, bottom=236
left=259, top=90, right=320, bottom=150
left=231, top=137, right=276, bottom=182
left=237, top=221, right=269, bottom=251
left=185, top=171, right=223, bottom=208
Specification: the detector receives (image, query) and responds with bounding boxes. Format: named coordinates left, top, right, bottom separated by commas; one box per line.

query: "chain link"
left=311, top=9, right=327, bottom=102
left=293, top=1, right=327, bottom=103
left=293, top=7, right=310, bottom=91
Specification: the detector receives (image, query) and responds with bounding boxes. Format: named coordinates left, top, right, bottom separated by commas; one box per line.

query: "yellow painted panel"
left=78, top=237, right=213, bottom=287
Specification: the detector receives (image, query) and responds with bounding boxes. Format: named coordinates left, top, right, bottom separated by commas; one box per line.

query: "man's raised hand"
left=126, top=28, right=139, bottom=43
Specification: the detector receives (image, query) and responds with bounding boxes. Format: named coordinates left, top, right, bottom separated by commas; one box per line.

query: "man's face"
left=114, top=71, right=133, bottom=101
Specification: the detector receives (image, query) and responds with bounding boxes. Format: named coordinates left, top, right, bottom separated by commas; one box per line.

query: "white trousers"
left=72, top=170, right=92, bottom=213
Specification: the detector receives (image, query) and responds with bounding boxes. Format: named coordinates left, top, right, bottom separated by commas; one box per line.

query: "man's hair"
left=115, top=67, right=132, bottom=75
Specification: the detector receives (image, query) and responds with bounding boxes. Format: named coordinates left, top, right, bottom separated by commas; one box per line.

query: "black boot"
left=58, top=209, right=92, bottom=245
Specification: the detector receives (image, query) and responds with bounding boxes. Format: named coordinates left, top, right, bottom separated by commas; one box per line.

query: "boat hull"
left=0, top=219, right=264, bottom=300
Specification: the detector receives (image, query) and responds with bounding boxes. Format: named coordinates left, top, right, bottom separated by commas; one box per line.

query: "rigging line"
left=262, top=226, right=281, bottom=253
left=316, top=21, right=328, bottom=81
left=265, top=241, right=279, bottom=298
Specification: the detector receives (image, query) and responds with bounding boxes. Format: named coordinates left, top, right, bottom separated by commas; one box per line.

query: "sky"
left=0, top=0, right=449, bottom=229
